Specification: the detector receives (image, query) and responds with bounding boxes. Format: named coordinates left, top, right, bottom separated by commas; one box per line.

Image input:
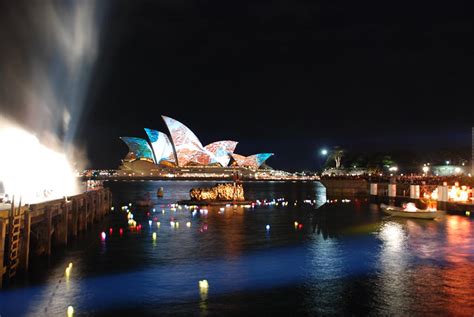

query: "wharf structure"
left=321, top=178, right=474, bottom=214
left=0, top=188, right=112, bottom=288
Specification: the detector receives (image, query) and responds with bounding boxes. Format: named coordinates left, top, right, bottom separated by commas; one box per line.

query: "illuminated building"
left=144, top=128, right=176, bottom=164
left=119, top=116, right=273, bottom=174
left=231, top=153, right=274, bottom=169
left=119, top=137, right=155, bottom=163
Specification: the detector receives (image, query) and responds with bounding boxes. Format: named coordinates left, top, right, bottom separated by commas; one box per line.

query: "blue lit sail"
left=120, top=137, right=156, bottom=163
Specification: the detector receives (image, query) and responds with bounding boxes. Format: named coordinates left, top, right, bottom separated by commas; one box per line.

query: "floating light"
left=199, top=280, right=209, bottom=290
left=67, top=306, right=74, bottom=317
left=466, top=211, right=471, bottom=216
left=152, top=232, right=157, bottom=241
left=65, top=267, right=71, bottom=277
left=162, top=210, right=165, bottom=214
left=175, top=222, right=179, bottom=228
left=157, top=222, right=161, bottom=228
left=298, top=224, right=303, bottom=229
left=294, top=221, right=298, bottom=228
left=111, top=207, right=114, bottom=211
left=266, top=224, right=270, bottom=231
left=219, top=207, right=225, bottom=212
left=109, top=228, right=113, bottom=235
left=170, top=221, right=175, bottom=227
left=119, top=228, right=123, bottom=235
left=101, top=232, right=106, bottom=240
left=129, top=203, right=132, bottom=206
left=186, top=222, right=191, bottom=228
left=153, top=208, right=156, bottom=212
left=148, top=220, right=152, bottom=226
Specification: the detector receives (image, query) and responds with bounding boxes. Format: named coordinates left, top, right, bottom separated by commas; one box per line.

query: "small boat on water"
left=380, top=203, right=444, bottom=220
left=157, top=187, right=164, bottom=198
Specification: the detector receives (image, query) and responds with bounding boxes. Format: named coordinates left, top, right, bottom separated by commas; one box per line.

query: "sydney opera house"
left=117, top=116, right=274, bottom=177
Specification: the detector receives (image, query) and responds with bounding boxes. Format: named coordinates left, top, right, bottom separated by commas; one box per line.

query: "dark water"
left=1, top=181, right=474, bottom=316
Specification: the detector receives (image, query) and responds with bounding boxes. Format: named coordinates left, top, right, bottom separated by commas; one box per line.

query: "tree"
left=367, top=154, right=395, bottom=171
left=327, top=147, right=344, bottom=169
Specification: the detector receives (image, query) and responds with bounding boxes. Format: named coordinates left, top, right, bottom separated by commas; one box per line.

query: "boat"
left=157, top=187, right=164, bottom=198
left=380, top=203, right=444, bottom=220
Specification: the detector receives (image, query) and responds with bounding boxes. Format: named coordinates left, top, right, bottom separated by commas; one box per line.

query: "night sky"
left=2, top=1, right=474, bottom=170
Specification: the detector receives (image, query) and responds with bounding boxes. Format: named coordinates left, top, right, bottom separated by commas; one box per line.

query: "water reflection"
left=376, top=221, right=410, bottom=315
left=199, top=279, right=209, bottom=315
left=311, top=201, right=382, bottom=239
left=372, top=214, right=474, bottom=315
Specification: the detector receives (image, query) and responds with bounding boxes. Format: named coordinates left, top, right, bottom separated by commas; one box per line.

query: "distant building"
left=431, top=165, right=465, bottom=176
left=119, top=116, right=273, bottom=174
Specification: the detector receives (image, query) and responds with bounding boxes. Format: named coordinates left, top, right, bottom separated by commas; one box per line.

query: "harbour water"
left=1, top=181, right=474, bottom=316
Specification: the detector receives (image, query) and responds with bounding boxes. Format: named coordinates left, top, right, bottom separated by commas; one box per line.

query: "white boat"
left=380, top=203, right=444, bottom=220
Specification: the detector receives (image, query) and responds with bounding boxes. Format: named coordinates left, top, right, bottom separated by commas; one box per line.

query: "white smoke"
left=0, top=1, right=103, bottom=203
left=0, top=1, right=101, bottom=143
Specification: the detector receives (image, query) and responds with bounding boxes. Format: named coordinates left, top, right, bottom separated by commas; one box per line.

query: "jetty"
left=321, top=177, right=474, bottom=214
left=0, top=188, right=112, bottom=288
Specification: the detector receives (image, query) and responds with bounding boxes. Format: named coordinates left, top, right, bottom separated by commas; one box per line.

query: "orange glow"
left=424, top=184, right=472, bottom=202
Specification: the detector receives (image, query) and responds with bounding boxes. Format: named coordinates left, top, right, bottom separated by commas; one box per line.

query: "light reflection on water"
left=0, top=181, right=474, bottom=316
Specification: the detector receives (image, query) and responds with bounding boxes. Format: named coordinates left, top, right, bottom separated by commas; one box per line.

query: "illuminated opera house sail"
left=119, top=116, right=273, bottom=172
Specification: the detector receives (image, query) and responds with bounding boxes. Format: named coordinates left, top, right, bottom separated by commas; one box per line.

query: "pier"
left=321, top=178, right=474, bottom=213
left=0, top=188, right=112, bottom=288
